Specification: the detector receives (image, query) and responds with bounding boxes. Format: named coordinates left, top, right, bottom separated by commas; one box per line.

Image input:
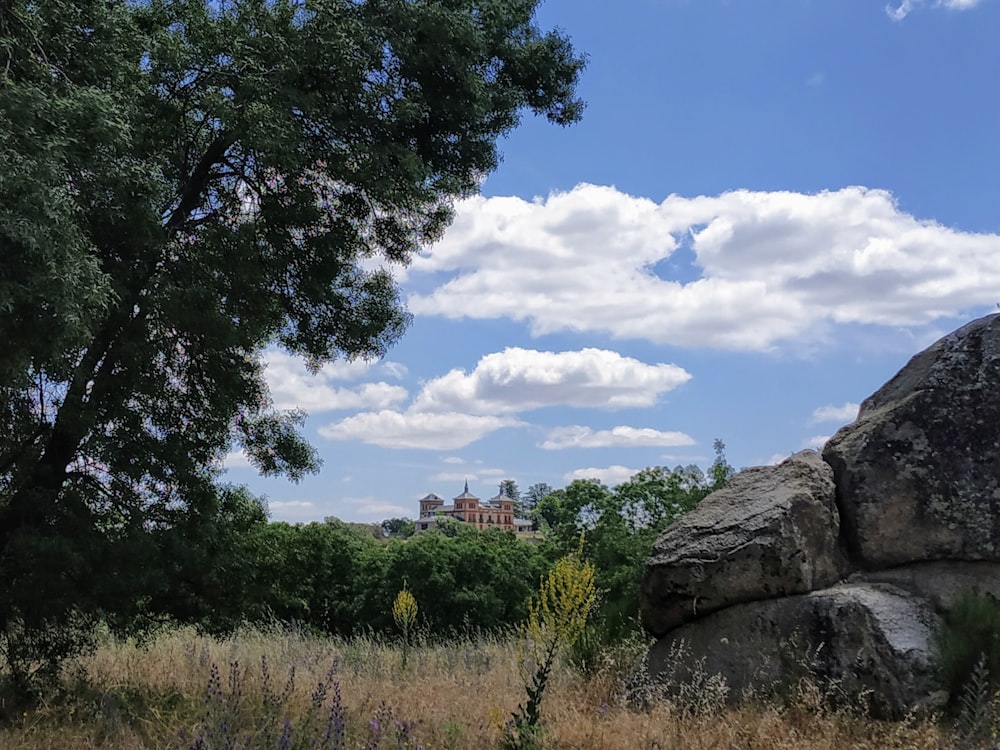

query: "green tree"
left=354, top=525, right=549, bottom=634
left=0, top=0, right=584, bottom=677
left=710, top=438, right=736, bottom=489
left=381, top=517, right=415, bottom=539
left=501, top=478, right=523, bottom=515
left=524, top=482, right=554, bottom=530
left=537, top=447, right=734, bottom=644
left=523, top=483, right=553, bottom=513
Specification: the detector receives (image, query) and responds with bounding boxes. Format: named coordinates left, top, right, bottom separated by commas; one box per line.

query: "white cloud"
left=541, top=425, right=695, bottom=450
left=267, top=500, right=321, bottom=522
left=811, top=402, right=860, bottom=424
left=429, top=468, right=505, bottom=483
left=221, top=449, right=252, bottom=468
left=407, top=184, right=1000, bottom=351
left=803, top=435, right=831, bottom=450
left=318, top=410, right=523, bottom=450
left=563, top=465, right=640, bottom=487
left=320, top=383, right=408, bottom=411
left=441, top=456, right=465, bottom=464
left=380, top=361, right=409, bottom=379
left=317, top=346, right=688, bottom=451
left=887, top=0, right=983, bottom=20
left=264, top=351, right=406, bottom=412
left=411, top=347, right=691, bottom=414
left=341, top=496, right=413, bottom=523
left=431, top=471, right=478, bottom=483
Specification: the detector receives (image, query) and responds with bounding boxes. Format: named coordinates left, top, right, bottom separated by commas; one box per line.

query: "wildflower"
left=393, top=582, right=419, bottom=669
left=392, top=584, right=418, bottom=633
left=507, top=537, right=596, bottom=748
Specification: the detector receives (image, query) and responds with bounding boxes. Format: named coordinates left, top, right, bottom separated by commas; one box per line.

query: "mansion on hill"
left=415, top=482, right=534, bottom=533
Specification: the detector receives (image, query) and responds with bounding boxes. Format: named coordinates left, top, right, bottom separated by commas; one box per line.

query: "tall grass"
left=1, top=625, right=944, bottom=749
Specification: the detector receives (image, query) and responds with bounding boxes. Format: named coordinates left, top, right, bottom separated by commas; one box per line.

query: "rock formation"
left=641, top=450, right=845, bottom=637
left=639, top=313, right=1000, bottom=717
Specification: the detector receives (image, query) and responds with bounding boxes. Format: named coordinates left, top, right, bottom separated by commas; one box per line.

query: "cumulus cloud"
left=318, top=410, right=523, bottom=450
left=887, top=0, right=983, bottom=21
left=811, top=402, right=860, bottom=424
left=563, top=465, right=640, bottom=486
left=541, top=425, right=695, bottom=450
left=411, top=347, right=691, bottom=414
left=407, top=184, right=1000, bottom=351
left=264, top=351, right=407, bottom=412
left=318, top=346, right=689, bottom=450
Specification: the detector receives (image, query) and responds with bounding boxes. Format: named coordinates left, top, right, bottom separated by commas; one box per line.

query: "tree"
left=500, top=478, right=522, bottom=515
left=524, top=483, right=554, bottom=512
left=524, top=481, right=554, bottom=530
left=381, top=517, right=415, bottom=539
left=535, top=447, right=735, bottom=642
left=710, top=438, right=737, bottom=489
left=500, top=479, right=521, bottom=501
left=0, top=0, right=584, bottom=676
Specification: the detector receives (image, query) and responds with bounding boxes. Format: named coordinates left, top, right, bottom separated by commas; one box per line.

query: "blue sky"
left=225, top=0, right=1000, bottom=523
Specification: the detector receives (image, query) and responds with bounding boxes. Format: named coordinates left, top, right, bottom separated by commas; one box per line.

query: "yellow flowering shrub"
left=392, top=586, right=418, bottom=633
left=525, top=548, right=596, bottom=652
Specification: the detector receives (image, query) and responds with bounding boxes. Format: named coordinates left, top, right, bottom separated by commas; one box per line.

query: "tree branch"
left=163, top=132, right=237, bottom=236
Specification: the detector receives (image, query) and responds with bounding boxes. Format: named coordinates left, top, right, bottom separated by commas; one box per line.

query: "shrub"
left=934, top=589, right=1000, bottom=708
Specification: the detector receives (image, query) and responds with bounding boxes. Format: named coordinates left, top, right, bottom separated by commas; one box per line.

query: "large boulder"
left=640, top=450, right=845, bottom=637
left=644, top=582, right=942, bottom=719
left=823, top=313, right=1000, bottom=568
left=639, top=314, right=1000, bottom=716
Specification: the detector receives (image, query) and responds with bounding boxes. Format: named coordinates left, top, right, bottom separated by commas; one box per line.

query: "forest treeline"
left=139, top=450, right=734, bottom=641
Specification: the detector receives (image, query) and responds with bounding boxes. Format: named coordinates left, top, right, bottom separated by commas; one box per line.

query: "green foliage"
left=507, top=544, right=595, bottom=750
left=952, top=654, right=996, bottom=749
left=0, top=0, right=584, bottom=672
left=381, top=517, right=415, bottom=539
left=392, top=583, right=418, bottom=669
left=934, top=590, right=1000, bottom=707
left=359, top=526, right=549, bottom=634
left=522, top=483, right=553, bottom=528
left=165, top=519, right=551, bottom=639
left=535, top=445, right=732, bottom=642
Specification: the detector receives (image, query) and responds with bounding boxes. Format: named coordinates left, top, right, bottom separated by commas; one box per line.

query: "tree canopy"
left=0, top=0, right=584, bottom=674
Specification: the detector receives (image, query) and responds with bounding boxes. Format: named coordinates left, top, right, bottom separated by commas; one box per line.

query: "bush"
left=934, top=589, right=1000, bottom=708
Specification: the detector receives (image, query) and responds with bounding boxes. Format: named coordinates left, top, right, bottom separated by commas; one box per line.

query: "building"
left=415, top=481, right=534, bottom=533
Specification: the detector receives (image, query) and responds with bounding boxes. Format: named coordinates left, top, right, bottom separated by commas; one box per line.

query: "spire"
left=464, top=478, right=469, bottom=494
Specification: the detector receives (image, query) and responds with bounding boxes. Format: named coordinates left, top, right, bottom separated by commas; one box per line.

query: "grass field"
left=0, top=626, right=947, bottom=749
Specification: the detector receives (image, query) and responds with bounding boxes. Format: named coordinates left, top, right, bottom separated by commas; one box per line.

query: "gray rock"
left=849, top=560, right=1000, bottom=614
left=640, top=450, right=845, bottom=637
left=823, top=313, right=1000, bottom=568
left=643, top=582, right=942, bottom=719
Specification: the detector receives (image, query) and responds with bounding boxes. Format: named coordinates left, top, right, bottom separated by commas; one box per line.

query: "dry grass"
left=0, top=626, right=946, bottom=749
